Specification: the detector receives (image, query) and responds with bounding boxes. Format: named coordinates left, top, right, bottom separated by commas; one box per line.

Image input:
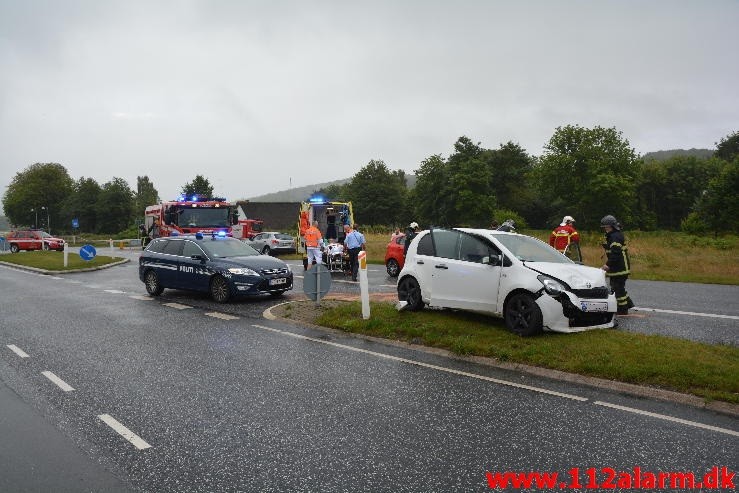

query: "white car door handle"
left=416, top=260, right=424, bottom=264
left=435, top=264, right=448, bottom=269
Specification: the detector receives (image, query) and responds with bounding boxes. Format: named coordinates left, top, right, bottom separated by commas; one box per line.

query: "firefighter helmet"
left=600, top=215, right=620, bottom=229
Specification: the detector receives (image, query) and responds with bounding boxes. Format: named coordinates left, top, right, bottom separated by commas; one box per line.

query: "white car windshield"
left=199, top=238, right=260, bottom=258
left=493, top=233, right=571, bottom=264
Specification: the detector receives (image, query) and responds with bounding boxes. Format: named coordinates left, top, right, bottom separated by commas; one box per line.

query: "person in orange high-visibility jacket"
left=549, top=215, right=580, bottom=253
left=304, top=220, right=323, bottom=269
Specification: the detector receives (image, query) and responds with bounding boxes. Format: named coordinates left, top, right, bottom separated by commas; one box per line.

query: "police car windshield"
left=200, top=238, right=259, bottom=258
left=492, top=233, right=572, bottom=264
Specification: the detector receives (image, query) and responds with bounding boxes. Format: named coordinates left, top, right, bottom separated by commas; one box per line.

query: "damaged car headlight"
left=537, top=275, right=565, bottom=296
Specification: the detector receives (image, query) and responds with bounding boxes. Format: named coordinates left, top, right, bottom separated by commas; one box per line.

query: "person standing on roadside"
left=148, top=218, right=161, bottom=241
left=600, top=215, right=634, bottom=315
left=304, top=220, right=323, bottom=269
left=549, top=215, right=580, bottom=253
left=404, top=222, right=419, bottom=256
left=344, top=224, right=365, bottom=282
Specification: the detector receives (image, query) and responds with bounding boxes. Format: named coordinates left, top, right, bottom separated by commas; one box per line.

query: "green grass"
left=0, top=251, right=123, bottom=270
left=307, top=301, right=739, bottom=404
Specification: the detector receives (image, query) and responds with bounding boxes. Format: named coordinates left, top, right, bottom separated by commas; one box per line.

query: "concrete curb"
left=264, top=299, right=739, bottom=419
left=0, top=258, right=130, bottom=274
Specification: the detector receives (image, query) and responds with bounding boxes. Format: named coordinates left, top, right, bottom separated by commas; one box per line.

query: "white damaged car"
left=396, top=228, right=616, bottom=336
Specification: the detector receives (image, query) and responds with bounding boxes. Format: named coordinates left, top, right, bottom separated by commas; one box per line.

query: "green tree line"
left=320, top=127, right=738, bottom=234
left=2, top=169, right=215, bottom=234
left=3, top=128, right=737, bottom=235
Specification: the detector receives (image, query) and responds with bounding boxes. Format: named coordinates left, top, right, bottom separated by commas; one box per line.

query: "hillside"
left=642, top=148, right=713, bottom=161
left=248, top=175, right=417, bottom=202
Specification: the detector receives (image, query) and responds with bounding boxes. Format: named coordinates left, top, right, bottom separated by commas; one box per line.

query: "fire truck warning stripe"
left=98, top=414, right=152, bottom=450
left=41, top=371, right=75, bottom=392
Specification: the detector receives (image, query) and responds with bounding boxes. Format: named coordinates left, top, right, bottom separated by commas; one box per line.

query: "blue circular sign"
left=79, top=244, right=97, bottom=261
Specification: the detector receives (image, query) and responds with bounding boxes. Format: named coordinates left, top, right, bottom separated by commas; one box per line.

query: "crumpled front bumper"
left=537, top=291, right=617, bottom=333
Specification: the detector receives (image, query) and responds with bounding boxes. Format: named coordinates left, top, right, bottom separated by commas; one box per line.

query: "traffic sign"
left=303, top=263, right=331, bottom=302
left=72, top=218, right=79, bottom=229
left=79, top=244, right=97, bottom=261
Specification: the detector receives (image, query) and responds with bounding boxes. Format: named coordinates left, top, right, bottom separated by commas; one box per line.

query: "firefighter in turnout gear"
left=549, top=215, right=580, bottom=253
left=600, top=215, right=634, bottom=315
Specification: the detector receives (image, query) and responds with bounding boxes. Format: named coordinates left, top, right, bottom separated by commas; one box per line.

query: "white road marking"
left=594, top=401, right=738, bottom=437
left=7, top=344, right=30, bottom=358
left=104, top=289, right=125, bottom=294
left=129, top=295, right=154, bottom=301
left=206, top=312, right=239, bottom=320
left=250, top=324, right=587, bottom=401
left=41, top=371, right=75, bottom=392
left=163, top=302, right=192, bottom=310
left=97, top=414, right=152, bottom=450
left=49, top=276, right=63, bottom=280
left=634, top=307, right=739, bottom=320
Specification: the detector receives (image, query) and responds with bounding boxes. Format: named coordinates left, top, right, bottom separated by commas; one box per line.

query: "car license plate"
left=269, top=278, right=287, bottom=286
left=581, top=301, right=608, bottom=312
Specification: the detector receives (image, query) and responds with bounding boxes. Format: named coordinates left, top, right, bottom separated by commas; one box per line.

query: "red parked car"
left=384, top=234, right=406, bottom=277
left=6, top=230, right=65, bottom=252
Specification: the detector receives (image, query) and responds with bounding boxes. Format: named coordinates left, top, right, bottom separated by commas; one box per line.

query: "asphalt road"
left=0, top=250, right=737, bottom=492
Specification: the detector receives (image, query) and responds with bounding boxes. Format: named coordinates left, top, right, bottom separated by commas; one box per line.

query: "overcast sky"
left=1, top=0, right=737, bottom=203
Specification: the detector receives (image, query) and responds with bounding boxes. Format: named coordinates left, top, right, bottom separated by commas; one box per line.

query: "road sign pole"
left=358, top=251, right=370, bottom=319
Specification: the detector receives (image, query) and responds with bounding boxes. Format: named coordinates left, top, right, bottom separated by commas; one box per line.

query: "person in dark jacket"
left=600, top=215, right=634, bottom=315
left=404, top=222, right=419, bottom=256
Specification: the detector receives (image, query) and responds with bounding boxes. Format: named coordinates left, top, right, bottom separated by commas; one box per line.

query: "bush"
left=681, top=212, right=708, bottom=235
left=492, top=209, right=528, bottom=229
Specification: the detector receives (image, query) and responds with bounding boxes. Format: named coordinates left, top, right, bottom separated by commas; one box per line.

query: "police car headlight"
left=537, top=275, right=565, bottom=296
left=228, top=267, right=258, bottom=276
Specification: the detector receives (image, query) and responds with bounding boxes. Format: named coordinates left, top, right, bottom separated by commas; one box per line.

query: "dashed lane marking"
left=635, top=307, right=739, bottom=320
left=594, top=401, right=738, bottom=437
left=206, top=312, right=239, bottom=320
left=163, top=302, right=192, bottom=310
left=98, top=414, right=152, bottom=450
left=7, top=344, right=30, bottom=358
left=41, top=371, right=75, bottom=392
left=129, top=295, right=154, bottom=301
left=251, top=324, right=587, bottom=401
left=104, top=289, right=125, bottom=294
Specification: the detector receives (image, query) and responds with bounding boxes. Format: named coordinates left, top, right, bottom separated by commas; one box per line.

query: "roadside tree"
left=344, top=160, right=407, bottom=226
left=135, top=176, right=160, bottom=215
left=535, top=125, right=639, bottom=229
left=96, top=178, right=136, bottom=234
left=181, top=175, right=214, bottom=198
left=62, top=177, right=102, bottom=233
left=2, top=163, right=74, bottom=230
left=715, top=130, right=739, bottom=163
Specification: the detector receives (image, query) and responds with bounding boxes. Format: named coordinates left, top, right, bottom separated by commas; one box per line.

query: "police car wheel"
left=144, top=270, right=164, bottom=296
left=210, top=275, right=231, bottom=303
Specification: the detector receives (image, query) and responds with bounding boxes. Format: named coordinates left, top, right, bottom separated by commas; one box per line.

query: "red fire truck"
left=144, top=196, right=263, bottom=241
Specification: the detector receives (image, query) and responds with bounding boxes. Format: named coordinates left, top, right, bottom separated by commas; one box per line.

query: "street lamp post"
left=41, top=206, right=50, bottom=233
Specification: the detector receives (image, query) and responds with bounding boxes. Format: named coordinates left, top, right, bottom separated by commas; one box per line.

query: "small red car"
left=384, top=234, right=406, bottom=277
left=6, top=230, right=65, bottom=252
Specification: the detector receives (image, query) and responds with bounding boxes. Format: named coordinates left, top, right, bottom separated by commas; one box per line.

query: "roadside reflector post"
left=109, top=238, right=114, bottom=256
left=63, top=242, right=68, bottom=267
left=358, top=250, right=370, bottom=319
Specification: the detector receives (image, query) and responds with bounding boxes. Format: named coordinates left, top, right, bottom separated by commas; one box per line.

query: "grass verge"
left=277, top=300, right=739, bottom=404
left=0, top=251, right=123, bottom=271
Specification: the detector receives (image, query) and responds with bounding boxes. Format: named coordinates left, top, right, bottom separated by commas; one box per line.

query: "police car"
left=139, top=233, right=293, bottom=302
